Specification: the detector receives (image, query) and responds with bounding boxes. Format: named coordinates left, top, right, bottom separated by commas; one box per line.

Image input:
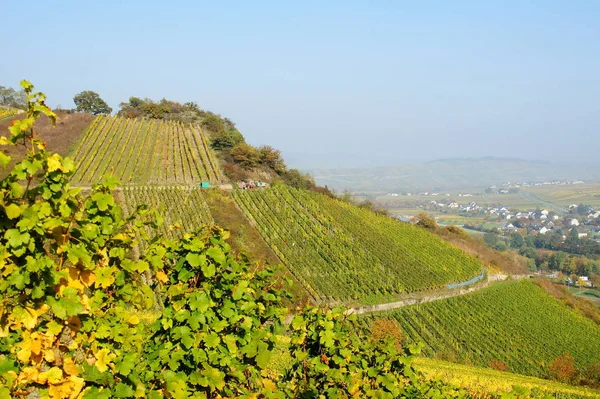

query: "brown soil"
left=0, top=111, right=94, bottom=177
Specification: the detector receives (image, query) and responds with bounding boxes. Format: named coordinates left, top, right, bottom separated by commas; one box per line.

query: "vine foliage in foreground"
left=0, top=81, right=550, bottom=398
left=0, top=81, right=289, bottom=398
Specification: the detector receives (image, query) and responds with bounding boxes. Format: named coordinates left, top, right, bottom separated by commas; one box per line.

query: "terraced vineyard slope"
left=70, top=115, right=221, bottom=185
left=121, top=186, right=213, bottom=251
left=233, top=184, right=482, bottom=305
left=362, top=280, right=600, bottom=378
left=0, top=107, right=19, bottom=120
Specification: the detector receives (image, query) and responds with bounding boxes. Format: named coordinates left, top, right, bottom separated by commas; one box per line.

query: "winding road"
left=520, top=191, right=568, bottom=214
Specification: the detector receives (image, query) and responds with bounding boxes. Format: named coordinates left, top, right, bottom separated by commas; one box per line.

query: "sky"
left=1, top=1, right=599, bottom=168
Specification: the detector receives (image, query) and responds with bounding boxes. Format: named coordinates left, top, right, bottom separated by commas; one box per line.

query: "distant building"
left=539, top=227, right=549, bottom=235
left=571, top=219, right=580, bottom=226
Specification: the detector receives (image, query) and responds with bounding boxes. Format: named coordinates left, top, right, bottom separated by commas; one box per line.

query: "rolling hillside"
left=11, top=109, right=598, bottom=395
left=361, top=280, right=600, bottom=379
left=69, top=115, right=221, bottom=185
left=233, top=184, right=483, bottom=305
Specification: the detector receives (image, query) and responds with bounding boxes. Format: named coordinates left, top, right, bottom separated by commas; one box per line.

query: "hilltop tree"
left=210, top=129, right=245, bottom=151
left=0, top=85, right=26, bottom=109
left=73, top=90, right=112, bottom=115
left=258, top=145, right=286, bottom=174
left=231, top=143, right=260, bottom=169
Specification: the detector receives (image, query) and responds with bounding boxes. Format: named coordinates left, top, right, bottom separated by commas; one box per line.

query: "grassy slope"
left=362, top=280, right=600, bottom=378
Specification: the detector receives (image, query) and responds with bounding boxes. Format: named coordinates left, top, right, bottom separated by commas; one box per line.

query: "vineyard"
left=362, top=280, right=600, bottom=378
left=121, top=186, right=213, bottom=250
left=69, top=115, right=221, bottom=185
left=0, top=107, right=19, bottom=120
left=414, top=358, right=600, bottom=399
left=233, top=184, right=482, bottom=305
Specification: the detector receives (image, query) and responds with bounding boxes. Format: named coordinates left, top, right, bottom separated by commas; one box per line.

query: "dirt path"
left=346, top=274, right=532, bottom=315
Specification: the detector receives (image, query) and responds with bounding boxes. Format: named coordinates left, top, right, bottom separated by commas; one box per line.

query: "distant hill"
left=307, top=157, right=600, bottom=192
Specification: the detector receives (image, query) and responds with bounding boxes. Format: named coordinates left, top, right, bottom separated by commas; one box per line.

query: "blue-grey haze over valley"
left=1, top=1, right=598, bottom=170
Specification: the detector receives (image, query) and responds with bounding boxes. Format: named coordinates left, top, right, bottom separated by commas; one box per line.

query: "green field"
left=378, top=191, right=542, bottom=213
left=362, top=280, right=600, bottom=379
left=70, top=115, right=221, bottom=185
left=527, top=183, right=600, bottom=209
left=377, top=182, right=600, bottom=220
left=233, top=184, right=482, bottom=305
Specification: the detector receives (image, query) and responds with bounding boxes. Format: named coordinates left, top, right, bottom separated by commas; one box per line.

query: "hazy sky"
left=2, top=1, right=599, bottom=168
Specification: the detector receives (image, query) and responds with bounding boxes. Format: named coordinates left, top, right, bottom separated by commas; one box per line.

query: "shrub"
left=231, top=143, right=261, bottom=169
left=489, top=359, right=509, bottom=372
left=548, top=353, right=577, bottom=383
left=201, top=113, right=225, bottom=133
left=414, top=212, right=438, bottom=230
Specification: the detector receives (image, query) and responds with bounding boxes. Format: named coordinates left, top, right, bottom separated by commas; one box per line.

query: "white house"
left=571, top=219, right=580, bottom=226
left=539, top=227, right=549, bottom=235
left=541, top=209, right=549, bottom=215
left=578, top=233, right=588, bottom=238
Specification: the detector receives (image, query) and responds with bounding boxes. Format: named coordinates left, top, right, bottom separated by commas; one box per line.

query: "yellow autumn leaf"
left=10, top=306, right=38, bottom=330
left=67, top=268, right=85, bottom=291
left=37, top=366, right=63, bottom=384
left=16, top=339, right=32, bottom=363
left=94, top=348, right=115, bottom=373
left=63, top=357, right=79, bottom=376
left=94, top=266, right=115, bottom=288
left=47, top=154, right=63, bottom=172
left=262, top=378, right=277, bottom=392
left=79, top=270, right=96, bottom=287
left=18, top=366, right=39, bottom=384
left=134, top=382, right=146, bottom=397
left=44, top=348, right=56, bottom=362
left=29, top=332, right=43, bottom=356
left=155, top=270, right=168, bottom=283
left=80, top=294, right=91, bottom=312
left=127, top=315, right=140, bottom=325
left=48, top=375, right=85, bottom=399
left=68, top=339, right=79, bottom=351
